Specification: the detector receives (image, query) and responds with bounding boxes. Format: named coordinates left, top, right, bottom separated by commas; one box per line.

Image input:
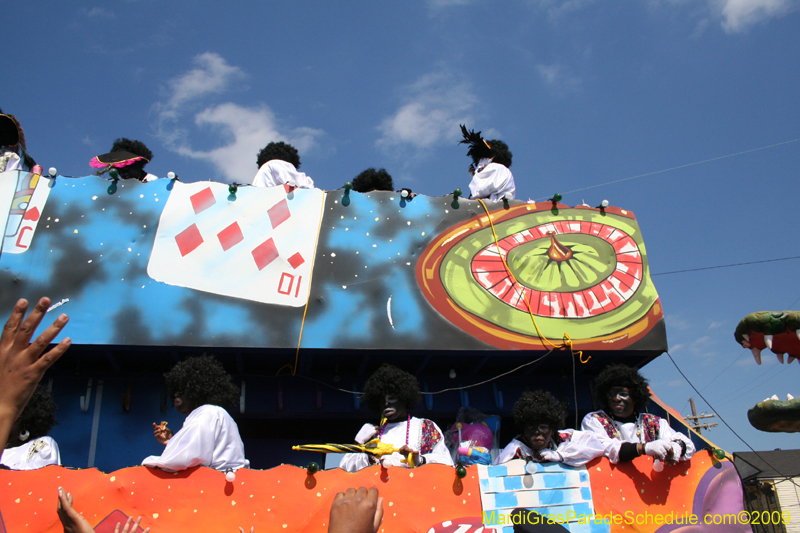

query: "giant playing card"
left=147, top=182, right=325, bottom=306
left=1, top=169, right=52, bottom=254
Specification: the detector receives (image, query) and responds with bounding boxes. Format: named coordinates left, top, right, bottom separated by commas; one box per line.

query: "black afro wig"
left=111, top=138, right=153, bottom=163
left=482, top=139, right=512, bottom=168
left=594, top=364, right=650, bottom=412
left=512, top=390, right=566, bottom=434
left=164, top=355, right=239, bottom=410
left=17, top=385, right=58, bottom=440
left=352, top=168, right=394, bottom=193
left=361, top=365, right=421, bottom=414
left=256, top=142, right=300, bottom=169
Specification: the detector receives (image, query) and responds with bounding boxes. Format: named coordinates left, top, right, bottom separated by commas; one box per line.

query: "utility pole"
left=684, top=398, right=718, bottom=434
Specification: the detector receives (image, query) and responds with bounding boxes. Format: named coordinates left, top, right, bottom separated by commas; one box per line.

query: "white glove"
left=644, top=440, right=671, bottom=460
left=538, top=449, right=561, bottom=463
left=354, top=423, right=378, bottom=444
left=668, top=442, right=683, bottom=462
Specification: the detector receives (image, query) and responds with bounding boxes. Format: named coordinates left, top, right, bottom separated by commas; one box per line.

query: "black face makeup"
left=174, top=391, right=192, bottom=414
left=383, top=394, right=407, bottom=422
left=523, top=422, right=553, bottom=451
left=607, top=386, right=634, bottom=419
left=118, top=161, right=145, bottom=181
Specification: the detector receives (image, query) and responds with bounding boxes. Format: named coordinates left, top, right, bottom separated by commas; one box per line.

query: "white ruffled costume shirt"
left=142, top=404, right=249, bottom=473
left=0, top=436, right=60, bottom=470
left=495, top=429, right=604, bottom=467
left=251, top=160, right=314, bottom=189
left=581, top=410, right=695, bottom=464
left=468, top=158, right=516, bottom=202
left=340, top=416, right=454, bottom=472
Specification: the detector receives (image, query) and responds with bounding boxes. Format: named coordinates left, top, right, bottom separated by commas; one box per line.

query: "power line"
left=698, top=350, right=745, bottom=393
left=664, top=351, right=800, bottom=488
left=652, top=256, right=800, bottom=276
left=537, top=137, right=800, bottom=201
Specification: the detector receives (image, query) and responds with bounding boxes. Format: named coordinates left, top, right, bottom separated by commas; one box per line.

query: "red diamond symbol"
left=217, top=222, right=244, bottom=251
left=287, top=252, right=304, bottom=269
left=252, top=238, right=279, bottom=271
left=268, top=199, right=291, bottom=229
left=190, top=187, right=216, bottom=215
left=175, top=223, right=204, bottom=256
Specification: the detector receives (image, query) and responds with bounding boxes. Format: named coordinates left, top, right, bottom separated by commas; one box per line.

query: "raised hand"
left=328, top=487, right=383, bottom=533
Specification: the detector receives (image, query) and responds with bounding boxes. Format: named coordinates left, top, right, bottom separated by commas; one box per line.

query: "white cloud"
left=688, top=335, right=719, bottom=358
left=708, top=320, right=725, bottom=329
left=530, top=0, right=598, bottom=19
left=157, top=53, right=245, bottom=121
left=666, top=314, right=692, bottom=331
left=534, top=0, right=796, bottom=33
left=426, top=0, right=475, bottom=8
left=716, top=0, right=795, bottom=32
left=173, top=103, right=321, bottom=183
left=155, top=53, right=323, bottom=183
left=85, top=7, right=115, bottom=19
left=655, top=0, right=796, bottom=33
left=377, top=72, right=479, bottom=150
left=536, top=64, right=582, bottom=95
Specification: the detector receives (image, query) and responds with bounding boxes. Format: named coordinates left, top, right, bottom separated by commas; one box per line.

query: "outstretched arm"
left=0, top=297, right=70, bottom=450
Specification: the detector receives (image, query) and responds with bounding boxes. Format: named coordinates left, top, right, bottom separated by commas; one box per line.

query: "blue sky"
left=4, top=0, right=800, bottom=454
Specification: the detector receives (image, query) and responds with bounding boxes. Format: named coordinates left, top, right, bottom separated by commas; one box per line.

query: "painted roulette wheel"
left=417, top=203, right=663, bottom=350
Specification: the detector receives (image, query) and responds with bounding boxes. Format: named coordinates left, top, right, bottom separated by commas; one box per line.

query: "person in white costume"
left=0, top=111, right=36, bottom=173
left=459, top=125, right=516, bottom=202
left=89, top=138, right=159, bottom=182
left=1, top=385, right=60, bottom=470
left=340, top=365, right=453, bottom=472
left=252, top=141, right=314, bottom=189
left=581, top=364, right=695, bottom=465
left=496, top=390, right=603, bottom=467
left=143, top=355, right=249, bottom=473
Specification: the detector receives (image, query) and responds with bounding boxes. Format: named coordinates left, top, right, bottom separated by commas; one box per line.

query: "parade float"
left=0, top=168, right=750, bottom=532
left=734, top=311, right=800, bottom=433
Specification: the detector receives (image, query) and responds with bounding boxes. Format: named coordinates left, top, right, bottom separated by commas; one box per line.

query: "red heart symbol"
left=23, top=206, right=40, bottom=222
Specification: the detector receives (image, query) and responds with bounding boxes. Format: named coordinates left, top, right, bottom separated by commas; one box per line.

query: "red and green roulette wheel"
left=417, top=203, right=663, bottom=350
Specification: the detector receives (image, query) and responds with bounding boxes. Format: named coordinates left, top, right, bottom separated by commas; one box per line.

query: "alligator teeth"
left=764, top=335, right=773, bottom=349
left=796, top=330, right=800, bottom=341
left=776, top=353, right=785, bottom=364
left=789, top=355, right=797, bottom=365
left=742, top=341, right=751, bottom=348
left=789, top=394, right=795, bottom=401
left=751, top=347, right=762, bottom=365
left=771, top=394, right=779, bottom=401
left=742, top=334, right=750, bottom=342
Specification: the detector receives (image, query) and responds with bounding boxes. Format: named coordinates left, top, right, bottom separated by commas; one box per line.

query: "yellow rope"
left=563, top=332, right=588, bottom=363
left=291, top=192, right=329, bottom=376
left=476, top=200, right=561, bottom=350
left=476, top=199, right=588, bottom=365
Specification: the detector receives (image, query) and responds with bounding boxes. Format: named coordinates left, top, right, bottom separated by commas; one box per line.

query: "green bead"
left=456, top=464, right=467, bottom=478
left=109, top=168, right=119, bottom=179
left=553, top=193, right=562, bottom=202
left=453, top=188, right=462, bottom=198
left=713, top=449, right=726, bottom=460
left=344, top=182, right=353, bottom=191
left=307, top=462, right=319, bottom=474
left=228, top=183, right=238, bottom=194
